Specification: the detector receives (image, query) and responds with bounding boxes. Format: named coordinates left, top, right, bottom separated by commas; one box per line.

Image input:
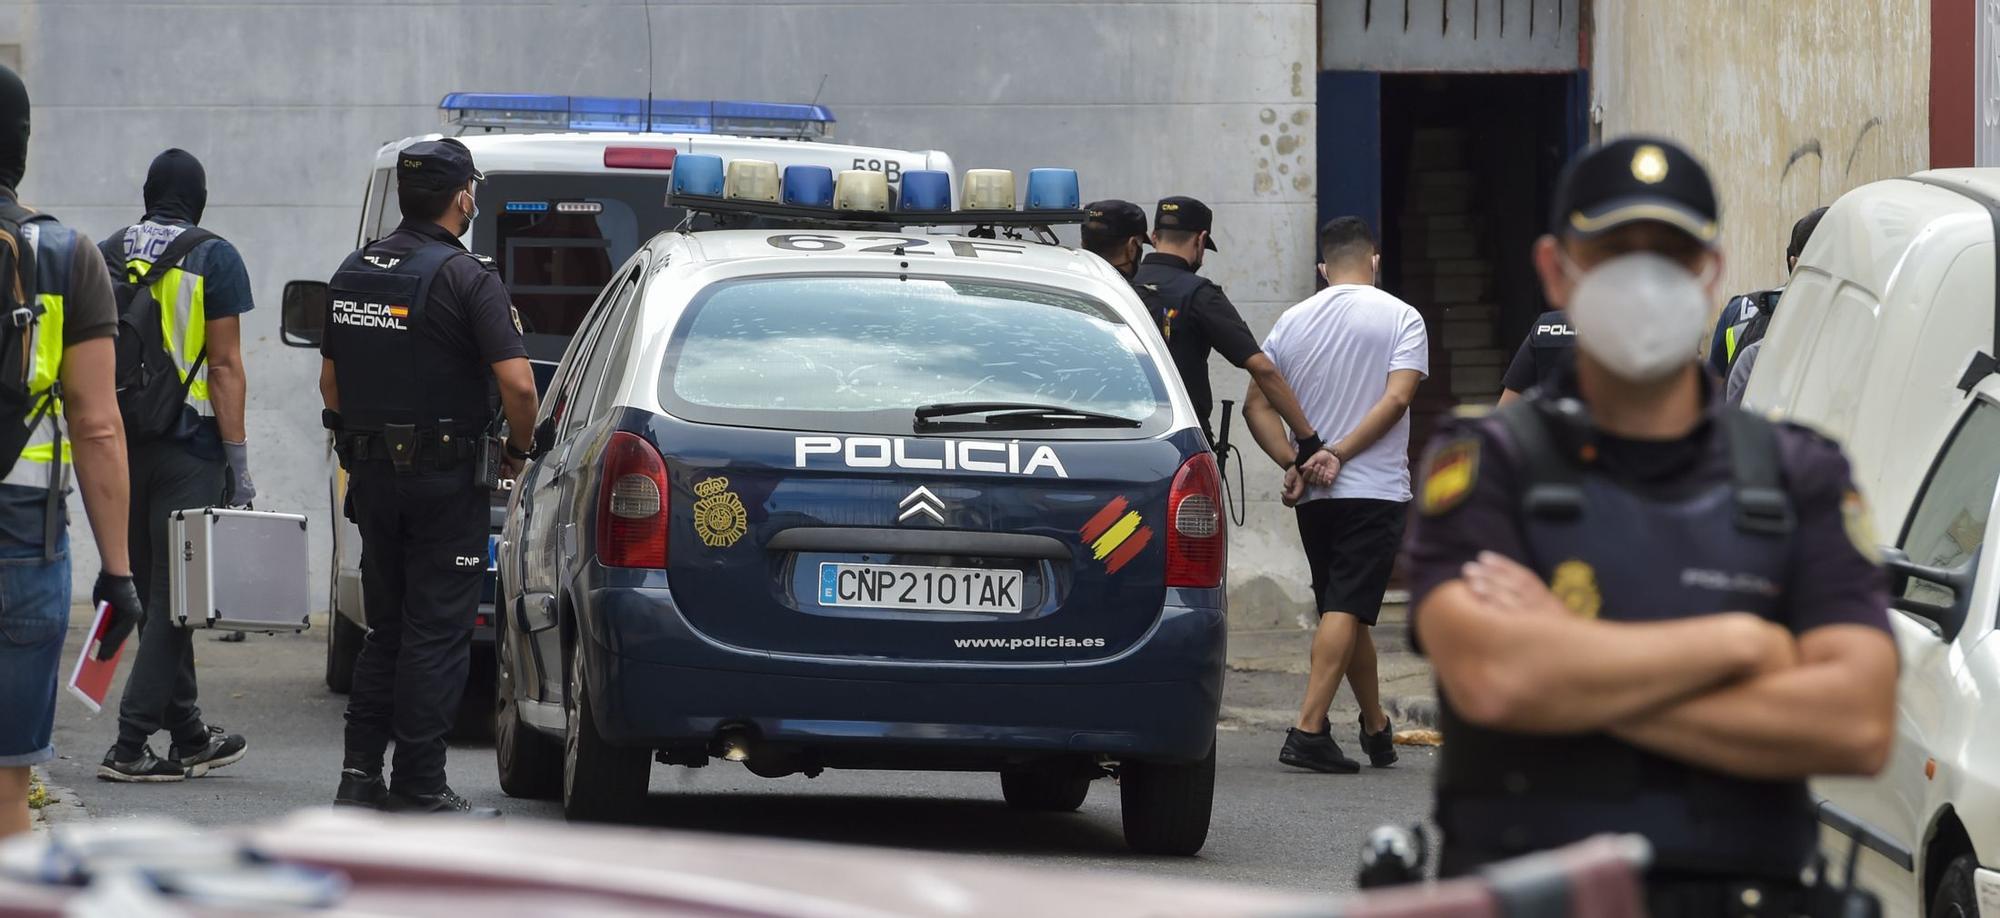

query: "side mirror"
left=1881, top=545, right=1978, bottom=642
left=532, top=416, right=558, bottom=459
left=281, top=280, right=329, bottom=348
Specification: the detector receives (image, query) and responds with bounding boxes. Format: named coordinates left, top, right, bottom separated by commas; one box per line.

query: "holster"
left=381, top=424, right=419, bottom=474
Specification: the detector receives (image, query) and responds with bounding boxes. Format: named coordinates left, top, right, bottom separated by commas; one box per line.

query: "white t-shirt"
left=1261, top=284, right=1430, bottom=503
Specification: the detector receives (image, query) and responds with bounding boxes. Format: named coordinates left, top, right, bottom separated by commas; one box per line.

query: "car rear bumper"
left=579, top=585, right=1226, bottom=764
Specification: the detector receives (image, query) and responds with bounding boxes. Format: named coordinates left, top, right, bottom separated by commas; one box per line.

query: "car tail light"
left=1165, top=453, right=1226, bottom=588
left=597, top=431, right=668, bottom=568
left=603, top=146, right=677, bottom=170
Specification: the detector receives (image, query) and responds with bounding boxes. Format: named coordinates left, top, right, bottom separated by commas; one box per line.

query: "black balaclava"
left=0, top=64, right=30, bottom=192
left=142, top=148, right=207, bottom=225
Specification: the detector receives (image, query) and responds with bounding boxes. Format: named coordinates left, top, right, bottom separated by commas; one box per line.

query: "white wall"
left=0, top=0, right=1322, bottom=616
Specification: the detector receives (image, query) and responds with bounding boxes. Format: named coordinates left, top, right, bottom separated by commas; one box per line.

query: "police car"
left=1744, top=170, right=2000, bottom=917
left=490, top=161, right=1226, bottom=855
left=280, top=93, right=956, bottom=704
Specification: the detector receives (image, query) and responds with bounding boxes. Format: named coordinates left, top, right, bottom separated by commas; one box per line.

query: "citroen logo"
left=898, top=486, right=946, bottom=524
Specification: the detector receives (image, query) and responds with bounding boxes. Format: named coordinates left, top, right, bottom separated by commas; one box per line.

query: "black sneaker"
left=171, top=725, right=248, bottom=778
left=334, top=769, right=389, bottom=809
left=98, top=744, right=186, bottom=783
left=1360, top=713, right=1399, bottom=768
left=386, top=786, right=501, bottom=819
left=1279, top=727, right=1360, bottom=774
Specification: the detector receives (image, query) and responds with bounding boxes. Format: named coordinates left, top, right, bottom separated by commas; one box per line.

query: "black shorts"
left=1294, top=498, right=1408, bottom=625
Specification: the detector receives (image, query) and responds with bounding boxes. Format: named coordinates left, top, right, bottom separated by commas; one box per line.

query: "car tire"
left=1119, top=739, right=1216, bottom=856
left=1931, top=853, right=1979, bottom=918
left=561, top=642, right=650, bottom=823
left=1001, top=766, right=1091, bottom=812
left=494, top=615, right=561, bottom=800
left=324, top=609, right=364, bottom=694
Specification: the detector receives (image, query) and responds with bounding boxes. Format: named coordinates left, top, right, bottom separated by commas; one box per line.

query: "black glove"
left=93, top=572, right=144, bottom=662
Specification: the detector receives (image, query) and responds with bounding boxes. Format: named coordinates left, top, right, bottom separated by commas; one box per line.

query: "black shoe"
left=334, top=768, right=390, bottom=809
left=98, top=744, right=186, bottom=783
left=172, top=725, right=248, bottom=778
left=1360, top=714, right=1399, bottom=768
left=1279, top=727, right=1360, bottom=774
left=386, top=786, right=501, bottom=818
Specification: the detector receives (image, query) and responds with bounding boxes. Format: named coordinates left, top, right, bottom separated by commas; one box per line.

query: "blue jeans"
left=0, top=536, right=70, bottom=767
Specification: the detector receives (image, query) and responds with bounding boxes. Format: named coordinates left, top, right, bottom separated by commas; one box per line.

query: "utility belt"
left=335, top=422, right=485, bottom=476
left=1437, top=791, right=1815, bottom=880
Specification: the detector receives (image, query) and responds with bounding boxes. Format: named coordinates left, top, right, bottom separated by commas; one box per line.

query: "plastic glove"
left=222, top=440, right=257, bottom=508
left=93, top=571, right=144, bottom=661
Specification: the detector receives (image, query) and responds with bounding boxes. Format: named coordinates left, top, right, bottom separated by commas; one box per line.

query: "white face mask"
left=1565, top=251, right=1714, bottom=384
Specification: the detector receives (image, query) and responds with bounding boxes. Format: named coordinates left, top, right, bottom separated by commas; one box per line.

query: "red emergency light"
left=603, top=146, right=677, bottom=170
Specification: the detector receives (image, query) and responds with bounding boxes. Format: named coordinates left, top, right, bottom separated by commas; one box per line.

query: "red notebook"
left=67, top=602, right=123, bottom=712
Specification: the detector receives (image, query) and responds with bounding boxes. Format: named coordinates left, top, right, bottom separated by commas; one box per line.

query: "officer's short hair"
left=1154, top=228, right=1202, bottom=249
left=1318, top=216, right=1376, bottom=266
left=398, top=183, right=459, bottom=222
left=1788, top=206, right=1829, bottom=264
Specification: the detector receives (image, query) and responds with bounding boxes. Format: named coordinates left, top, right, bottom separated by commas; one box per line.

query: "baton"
left=1214, top=399, right=1236, bottom=477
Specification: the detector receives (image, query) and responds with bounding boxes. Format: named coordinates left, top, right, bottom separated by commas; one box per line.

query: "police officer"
left=1403, top=138, right=1897, bottom=916
left=1136, top=196, right=1321, bottom=452
left=1080, top=199, right=1147, bottom=282
left=322, top=138, right=538, bottom=815
left=1495, top=307, right=1573, bottom=404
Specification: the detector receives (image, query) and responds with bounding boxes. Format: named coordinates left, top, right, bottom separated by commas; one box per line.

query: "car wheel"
left=1931, top=854, right=1979, bottom=918
left=324, top=609, right=364, bottom=694
left=494, top=610, right=561, bottom=800
left=1001, top=766, right=1091, bottom=812
left=561, top=641, right=650, bottom=822
left=1119, top=739, right=1216, bottom=856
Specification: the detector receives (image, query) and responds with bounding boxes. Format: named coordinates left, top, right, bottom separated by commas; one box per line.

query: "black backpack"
left=111, top=227, right=213, bottom=442
left=0, top=202, right=53, bottom=483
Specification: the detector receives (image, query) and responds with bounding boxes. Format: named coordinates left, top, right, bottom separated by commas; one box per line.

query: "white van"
left=280, top=93, right=956, bottom=707
left=1742, top=169, right=2000, bottom=917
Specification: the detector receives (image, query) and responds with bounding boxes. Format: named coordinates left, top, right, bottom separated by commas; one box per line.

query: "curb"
left=28, top=767, right=88, bottom=832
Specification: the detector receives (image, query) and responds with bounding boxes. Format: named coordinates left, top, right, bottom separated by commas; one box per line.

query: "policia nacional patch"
left=1420, top=438, right=1480, bottom=516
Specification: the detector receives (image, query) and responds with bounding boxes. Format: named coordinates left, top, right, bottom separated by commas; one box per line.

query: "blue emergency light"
left=1025, top=168, right=1081, bottom=211
left=440, top=93, right=836, bottom=139
left=899, top=170, right=952, bottom=213
left=782, top=166, right=835, bottom=207
left=670, top=154, right=726, bottom=197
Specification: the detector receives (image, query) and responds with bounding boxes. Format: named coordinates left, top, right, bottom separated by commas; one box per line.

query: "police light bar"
left=671, top=165, right=1087, bottom=230
left=440, top=93, right=836, bottom=139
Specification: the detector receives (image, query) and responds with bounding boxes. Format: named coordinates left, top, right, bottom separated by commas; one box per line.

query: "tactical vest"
left=1436, top=394, right=1814, bottom=879
left=0, top=209, right=81, bottom=557
left=1133, top=260, right=1209, bottom=342
left=110, top=222, right=219, bottom=420
left=325, top=241, right=492, bottom=439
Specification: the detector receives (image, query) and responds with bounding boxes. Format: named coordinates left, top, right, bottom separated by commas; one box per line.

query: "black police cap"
left=1551, top=137, right=1718, bottom=245
left=1082, top=199, right=1149, bottom=248
left=397, top=138, right=484, bottom=192
left=1155, top=195, right=1219, bottom=251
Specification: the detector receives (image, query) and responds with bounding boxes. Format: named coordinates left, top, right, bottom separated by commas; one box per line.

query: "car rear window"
left=659, top=275, right=1171, bottom=437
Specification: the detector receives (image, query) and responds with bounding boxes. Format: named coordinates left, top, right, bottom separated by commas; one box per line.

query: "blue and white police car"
left=281, top=93, right=956, bottom=708
left=491, top=161, right=1227, bottom=854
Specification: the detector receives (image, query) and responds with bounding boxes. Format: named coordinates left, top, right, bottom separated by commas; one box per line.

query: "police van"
left=1742, top=169, right=2000, bottom=918
left=490, top=161, right=1226, bottom=854
left=280, top=93, right=956, bottom=704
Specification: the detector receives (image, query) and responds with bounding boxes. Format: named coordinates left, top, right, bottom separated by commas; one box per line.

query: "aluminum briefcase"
left=169, top=507, right=311, bottom=632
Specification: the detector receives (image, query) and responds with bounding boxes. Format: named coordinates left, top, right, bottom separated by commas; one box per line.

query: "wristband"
left=505, top=440, right=533, bottom=461
left=1293, top=434, right=1326, bottom=469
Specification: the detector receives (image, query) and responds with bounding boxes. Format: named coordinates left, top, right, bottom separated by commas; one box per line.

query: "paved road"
left=44, top=610, right=1435, bottom=896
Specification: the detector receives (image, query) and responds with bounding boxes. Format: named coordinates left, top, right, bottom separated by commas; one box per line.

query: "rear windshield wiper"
left=913, top=401, right=1142, bottom=432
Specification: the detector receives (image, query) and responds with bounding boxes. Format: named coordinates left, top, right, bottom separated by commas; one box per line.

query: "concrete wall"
left=1590, top=0, right=1931, bottom=299
left=1323, top=0, right=1581, bottom=73
left=0, top=0, right=1323, bottom=616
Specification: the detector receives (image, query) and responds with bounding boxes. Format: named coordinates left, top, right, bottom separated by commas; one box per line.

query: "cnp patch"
left=1842, top=489, right=1882, bottom=564
left=692, top=476, right=747, bottom=548
left=1419, top=438, right=1479, bottom=516
left=1551, top=559, right=1602, bottom=619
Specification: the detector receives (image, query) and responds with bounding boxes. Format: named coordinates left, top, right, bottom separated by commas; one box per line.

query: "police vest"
left=1435, top=395, right=1813, bottom=879
left=1133, top=261, right=1210, bottom=342
left=325, top=241, right=493, bottom=435
left=110, top=222, right=219, bottom=419
left=1, top=214, right=80, bottom=495
left=1527, top=309, right=1575, bottom=351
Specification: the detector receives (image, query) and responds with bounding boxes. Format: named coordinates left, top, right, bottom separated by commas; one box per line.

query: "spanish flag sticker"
left=1420, top=438, right=1479, bottom=517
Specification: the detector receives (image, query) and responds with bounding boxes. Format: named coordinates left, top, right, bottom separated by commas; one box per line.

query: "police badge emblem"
left=693, top=477, right=747, bottom=548
left=1550, top=559, right=1602, bottom=619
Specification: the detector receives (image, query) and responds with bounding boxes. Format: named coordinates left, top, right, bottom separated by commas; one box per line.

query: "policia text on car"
left=1402, top=138, right=1899, bottom=917
left=319, top=139, right=538, bottom=816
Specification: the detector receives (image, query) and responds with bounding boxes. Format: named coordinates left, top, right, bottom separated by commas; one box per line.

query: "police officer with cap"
left=1136, top=196, right=1321, bottom=458
left=321, top=138, right=538, bottom=815
left=1403, top=137, right=1896, bottom=915
left=1080, top=199, right=1148, bottom=282
left=1496, top=306, right=1574, bottom=404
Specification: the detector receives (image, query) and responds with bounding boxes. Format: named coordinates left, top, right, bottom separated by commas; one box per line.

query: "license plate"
left=817, top=562, right=1024, bottom=614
